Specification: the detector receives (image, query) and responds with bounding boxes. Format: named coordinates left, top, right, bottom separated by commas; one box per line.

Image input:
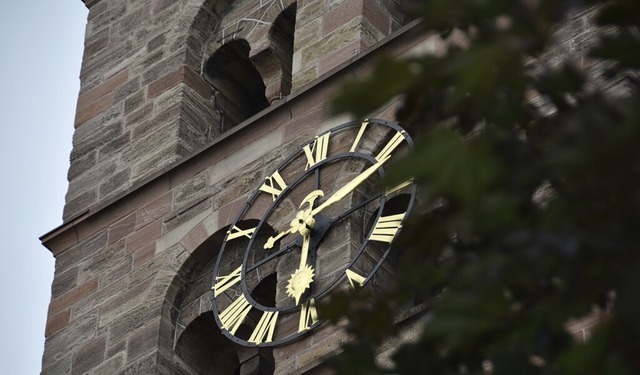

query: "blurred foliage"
left=327, top=0, right=640, bottom=374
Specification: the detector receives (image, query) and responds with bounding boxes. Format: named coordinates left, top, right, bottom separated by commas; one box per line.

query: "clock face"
left=211, top=119, right=416, bottom=347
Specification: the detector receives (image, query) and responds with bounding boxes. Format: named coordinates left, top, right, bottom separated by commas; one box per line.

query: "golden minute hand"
left=311, top=159, right=386, bottom=216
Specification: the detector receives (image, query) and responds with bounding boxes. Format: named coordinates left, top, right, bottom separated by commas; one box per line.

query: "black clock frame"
left=211, top=119, right=416, bottom=347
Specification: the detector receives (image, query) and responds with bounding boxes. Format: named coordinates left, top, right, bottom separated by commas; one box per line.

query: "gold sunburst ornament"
left=286, top=264, right=315, bottom=304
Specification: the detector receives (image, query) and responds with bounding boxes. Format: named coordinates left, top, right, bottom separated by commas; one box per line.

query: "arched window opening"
left=174, top=313, right=240, bottom=375
left=171, top=220, right=276, bottom=375
left=204, top=40, right=269, bottom=131
left=249, top=3, right=297, bottom=104
left=232, top=274, right=277, bottom=375
left=269, top=3, right=296, bottom=99
left=231, top=272, right=278, bottom=341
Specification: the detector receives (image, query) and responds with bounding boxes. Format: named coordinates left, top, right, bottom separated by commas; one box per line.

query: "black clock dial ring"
left=239, top=152, right=381, bottom=312
left=211, top=119, right=416, bottom=348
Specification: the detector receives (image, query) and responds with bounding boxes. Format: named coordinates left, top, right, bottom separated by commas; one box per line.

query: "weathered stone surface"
left=71, top=117, right=123, bottom=160
left=173, top=172, right=208, bottom=209
left=113, top=76, right=141, bottom=104
left=45, top=309, right=71, bottom=337
left=51, top=266, right=79, bottom=298
left=43, top=310, right=98, bottom=367
left=67, top=159, right=118, bottom=202
left=77, top=69, right=130, bottom=110
left=163, top=195, right=213, bottom=236
left=125, top=218, right=163, bottom=255
left=56, top=231, right=108, bottom=274
left=130, top=141, right=187, bottom=181
left=156, top=210, right=211, bottom=254
left=75, top=93, right=114, bottom=127
left=136, top=192, right=173, bottom=229
left=133, top=242, right=156, bottom=268
left=71, top=335, right=106, bottom=375
left=98, top=130, right=131, bottom=162
left=108, top=303, right=162, bottom=344
left=41, top=353, right=72, bottom=375
left=127, top=320, right=161, bottom=362
left=117, top=352, right=157, bottom=375
left=63, top=188, right=98, bottom=220
left=91, top=352, right=126, bottom=375
left=99, top=167, right=131, bottom=198
left=297, top=0, right=325, bottom=28
left=80, top=237, right=126, bottom=281
left=73, top=272, right=130, bottom=319
left=99, top=278, right=153, bottom=327
left=124, top=91, right=146, bottom=115
left=49, top=277, right=99, bottom=316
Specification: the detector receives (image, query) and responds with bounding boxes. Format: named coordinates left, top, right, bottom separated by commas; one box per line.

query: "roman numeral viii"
left=219, top=295, right=252, bottom=335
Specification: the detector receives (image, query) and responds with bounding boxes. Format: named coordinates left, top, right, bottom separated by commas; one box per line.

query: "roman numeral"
left=349, top=120, right=369, bottom=152
left=212, top=265, right=243, bottom=297
left=219, top=295, right=252, bottom=335
left=303, top=132, right=330, bottom=169
left=385, top=178, right=413, bottom=196
left=345, top=269, right=366, bottom=289
left=376, top=131, right=406, bottom=163
left=259, top=170, right=288, bottom=201
left=226, top=225, right=256, bottom=241
left=248, top=311, right=279, bottom=345
left=370, top=212, right=406, bottom=243
left=298, top=299, right=319, bottom=332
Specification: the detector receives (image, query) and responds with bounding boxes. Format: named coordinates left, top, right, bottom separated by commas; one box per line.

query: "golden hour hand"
left=264, top=227, right=295, bottom=249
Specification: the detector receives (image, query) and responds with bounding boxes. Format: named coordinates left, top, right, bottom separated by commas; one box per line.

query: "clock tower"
left=40, top=0, right=430, bottom=373
left=40, top=1, right=611, bottom=374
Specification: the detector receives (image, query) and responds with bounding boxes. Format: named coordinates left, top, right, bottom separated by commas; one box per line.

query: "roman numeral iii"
left=370, top=212, right=406, bottom=243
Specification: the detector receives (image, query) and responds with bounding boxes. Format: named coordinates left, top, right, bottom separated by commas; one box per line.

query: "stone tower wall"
left=43, top=0, right=423, bottom=373
left=41, top=2, right=610, bottom=374
left=65, top=0, right=407, bottom=222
